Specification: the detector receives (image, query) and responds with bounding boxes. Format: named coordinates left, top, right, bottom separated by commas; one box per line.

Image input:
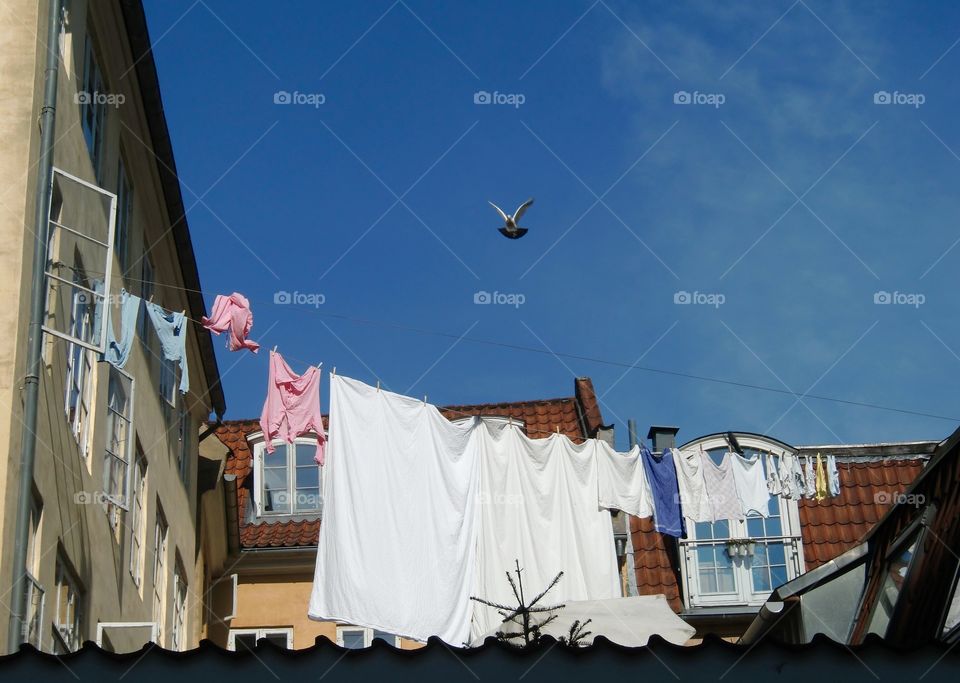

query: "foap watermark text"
left=874, top=90, right=924, bottom=108
left=674, top=290, right=725, bottom=308
left=274, top=90, right=325, bottom=107
left=674, top=90, right=725, bottom=108
left=274, top=290, right=326, bottom=307
left=474, top=90, right=525, bottom=108
left=874, top=290, right=924, bottom=308
left=474, top=290, right=525, bottom=308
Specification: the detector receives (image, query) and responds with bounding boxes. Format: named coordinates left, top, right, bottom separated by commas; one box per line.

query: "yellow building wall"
left=225, top=574, right=422, bottom=650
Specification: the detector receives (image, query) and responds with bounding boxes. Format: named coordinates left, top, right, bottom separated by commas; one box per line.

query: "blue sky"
left=144, top=0, right=960, bottom=449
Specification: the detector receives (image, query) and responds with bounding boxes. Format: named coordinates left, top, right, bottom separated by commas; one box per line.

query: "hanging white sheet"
left=469, top=425, right=622, bottom=641
left=596, top=441, right=654, bottom=518
left=307, top=375, right=480, bottom=645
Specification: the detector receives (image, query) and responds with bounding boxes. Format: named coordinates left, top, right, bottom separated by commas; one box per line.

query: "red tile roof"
left=212, top=378, right=602, bottom=550
left=631, top=457, right=927, bottom=612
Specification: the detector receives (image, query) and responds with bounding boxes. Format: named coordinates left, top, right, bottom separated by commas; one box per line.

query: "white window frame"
left=24, top=496, right=44, bottom=649
left=80, top=33, right=106, bottom=179
left=53, top=555, right=83, bottom=653
left=227, top=628, right=293, bottom=651
left=678, top=435, right=805, bottom=610
left=43, top=167, right=116, bottom=353
left=170, top=561, right=188, bottom=651
left=335, top=626, right=398, bottom=648
left=103, top=367, right=135, bottom=528
left=249, top=434, right=323, bottom=518
left=152, top=507, right=168, bottom=643
left=64, top=279, right=96, bottom=459
left=129, top=447, right=147, bottom=587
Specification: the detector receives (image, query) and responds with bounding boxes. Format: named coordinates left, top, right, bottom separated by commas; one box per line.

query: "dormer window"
left=251, top=436, right=322, bottom=518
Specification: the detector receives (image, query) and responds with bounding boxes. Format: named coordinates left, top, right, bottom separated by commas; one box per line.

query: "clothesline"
left=50, top=262, right=960, bottom=423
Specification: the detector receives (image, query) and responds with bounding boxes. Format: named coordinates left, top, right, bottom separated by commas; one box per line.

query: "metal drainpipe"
left=623, top=419, right=640, bottom=597
left=7, top=0, right=62, bottom=653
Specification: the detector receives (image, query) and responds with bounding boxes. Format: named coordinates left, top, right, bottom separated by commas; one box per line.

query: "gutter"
left=7, top=0, right=62, bottom=653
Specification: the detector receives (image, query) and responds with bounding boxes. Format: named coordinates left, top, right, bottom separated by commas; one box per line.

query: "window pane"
left=768, top=543, right=786, bottom=566
left=717, top=563, right=736, bottom=592
left=699, top=569, right=718, bottom=594
left=713, top=519, right=730, bottom=538
left=341, top=631, right=365, bottom=649
left=752, top=566, right=771, bottom=592
left=697, top=546, right=716, bottom=569
left=747, top=517, right=764, bottom=537
left=295, top=488, right=320, bottom=512
left=294, top=443, right=316, bottom=467
left=770, top=565, right=788, bottom=588
left=261, top=633, right=289, bottom=648
left=296, top=465, right=319, bottom=489
left=233, top=633, right=258, bottom=651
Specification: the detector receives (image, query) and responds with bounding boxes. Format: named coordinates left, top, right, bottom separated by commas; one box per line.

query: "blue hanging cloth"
left=145, top=301, right=189, bottom=394
left=101, top=289, right=141, bottom=369
left=640, top=444, right=685, bottom=538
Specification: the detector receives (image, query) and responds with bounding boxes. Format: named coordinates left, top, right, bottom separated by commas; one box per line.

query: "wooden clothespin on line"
left=272, top=345, right=277, bottom=353
left=331, top=366, right=336, bottom=377
left=376, top=379, right=380, bottom=392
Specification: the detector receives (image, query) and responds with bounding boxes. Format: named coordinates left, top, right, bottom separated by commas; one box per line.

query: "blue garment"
left=145, top=302, right=189, bottom=394
left=101, top=290, right=141, bottom=369
left=640, top=445, right=685, bottom=537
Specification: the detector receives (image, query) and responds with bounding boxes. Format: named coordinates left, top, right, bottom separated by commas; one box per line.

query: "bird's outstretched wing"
left=488, top=201, right=509, bottom=223
left=512, top=198, right=534, bottom=222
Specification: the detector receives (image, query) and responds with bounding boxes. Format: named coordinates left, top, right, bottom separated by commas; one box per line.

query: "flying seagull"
left=489, top=198, right=534, bottom=239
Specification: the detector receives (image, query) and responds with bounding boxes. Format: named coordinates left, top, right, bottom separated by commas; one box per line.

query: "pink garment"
left=201, top=292, right=261, bottom=353
left=259, top=351, right=326, bottom=465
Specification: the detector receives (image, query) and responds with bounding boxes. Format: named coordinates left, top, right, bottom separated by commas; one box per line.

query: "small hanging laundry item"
left=145, top=302, right=189, bottom=393
left=729, top=452, right=771, bottom=517
left=102, top=289, right=141, bottom=369
left=802, top=455, right=816, bottom=499
left=260, top=350, right=326, bottom=464
left=672, top=448, right=713, bottom=523
left=814, top=453, right=829, bottom=502
left=640, top=445, right=684, bottom=537
left=826, top=454, right=841, bottom=496
left=201, top=292, right=260, bottom=353
left=701, top=450, right=745, bottom=522
left=765, top=452, right=782, bottom=495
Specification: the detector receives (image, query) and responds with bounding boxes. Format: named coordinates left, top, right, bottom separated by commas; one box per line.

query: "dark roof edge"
left=118, top=0, right=225, bottom=417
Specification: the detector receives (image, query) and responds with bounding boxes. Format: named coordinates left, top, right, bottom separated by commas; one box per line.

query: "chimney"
left=647, top=425, right=680, bottom=453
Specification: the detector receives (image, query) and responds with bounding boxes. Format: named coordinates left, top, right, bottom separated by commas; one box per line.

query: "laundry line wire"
left=50, top=263, right=960, bottom=424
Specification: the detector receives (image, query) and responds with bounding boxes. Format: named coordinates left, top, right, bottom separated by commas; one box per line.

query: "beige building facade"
left=0, top=0, right=225, bottom=654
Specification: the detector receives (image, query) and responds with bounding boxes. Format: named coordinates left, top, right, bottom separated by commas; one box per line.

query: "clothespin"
left=376, top=380, right=380, bottom=392
left=148, top=294, right=154, bottom=303
left=423, top=394, right=427, bottom=405
left=556, top=426, right=560, bottom=434
left=272, top=345, right=277, bottom=353
left=508, top=416, right=513, bottom=427
left=331, top=366, right=336, bottom=377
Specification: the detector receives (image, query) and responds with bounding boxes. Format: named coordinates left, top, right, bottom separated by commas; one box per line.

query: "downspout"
left=7, top=0, right=62, bottom=652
